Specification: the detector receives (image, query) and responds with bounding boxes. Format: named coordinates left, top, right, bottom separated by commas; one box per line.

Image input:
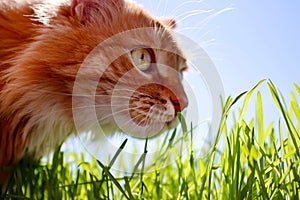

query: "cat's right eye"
left=131, top=48, right=153, bottom=72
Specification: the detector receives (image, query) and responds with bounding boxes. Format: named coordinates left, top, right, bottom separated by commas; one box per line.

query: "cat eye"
left=131, top=48, right=153, bottom=72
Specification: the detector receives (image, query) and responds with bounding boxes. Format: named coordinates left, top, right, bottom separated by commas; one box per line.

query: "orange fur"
left=0, top=0, right=188, bottom=183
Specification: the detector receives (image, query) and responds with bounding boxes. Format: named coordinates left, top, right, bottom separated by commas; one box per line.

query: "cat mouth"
left=110, top=86, right=188, bottom=138
left=129, top=98, right=177, bottom=127
left=126, top=84, right=188, bottom=130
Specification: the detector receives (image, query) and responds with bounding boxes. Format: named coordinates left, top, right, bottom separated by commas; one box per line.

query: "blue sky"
left=136, top=0, right=300, bottom=97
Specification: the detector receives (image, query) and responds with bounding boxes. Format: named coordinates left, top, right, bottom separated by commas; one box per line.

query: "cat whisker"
left=156, top=0, right=163, bottom=14
left=156, top=0, right=169, bottom=17
left=4, top=88, right=100, bottom=98
left=162, top=0, right=169, bottom=17
left=36, top=89, right=137, bottom=100
left=178, top=26, right=216, bottom=38
left=174, top=9, right=213, bottom=26
left=96, top=105, right=145, bottom=122
left=49, top=101, right=145, bottom=116
left=134, top=110, right=151, bottom=130
left=170, top=0, right=205, bottom=16
left=119, top=111, right=148, bottom=128
left=35, top=104, right=125, bottom=116
left=96, top=95, right=137, bottom=100
left=139, top=105, right=158, bottom=127
left=73, top=104, right=132, bottom=110
left=110, top=88, right=153, bottom=98
left=141, top=109, right=155, bottom=131
left=180, top=8, right=234, bottom=32
left=198, top=39, right=217, bottom=48
left=73, top=105, right=145, bottom=131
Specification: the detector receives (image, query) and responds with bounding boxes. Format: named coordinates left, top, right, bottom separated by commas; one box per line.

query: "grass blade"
left=108, top=139, right=128, bottom=169
left=96, top=160, right=129, bottom=200
left=256, top=92, right=265, bottom=147
left=268, top=80, right=300, bottom=158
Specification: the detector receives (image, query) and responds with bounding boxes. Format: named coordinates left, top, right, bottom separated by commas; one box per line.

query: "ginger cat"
left=0, top=0, right=188, bottom=182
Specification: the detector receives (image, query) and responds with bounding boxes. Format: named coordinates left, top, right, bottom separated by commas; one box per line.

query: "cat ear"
left=71, top=0, right=124, bottom=24
left=160, top=18, right=176, bottom=29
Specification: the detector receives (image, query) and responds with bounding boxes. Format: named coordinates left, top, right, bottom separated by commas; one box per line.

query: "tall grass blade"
left=239, top=80, right=265, bottom=124
left=256, top=92, right=265, bottom=145
left=96, top=160, right=129, bottom=200
left=294, top=83, right=300, bottom=96
left=178, top=112, right=187, bottom=133
left=139, top=138, right=149, bottom=197
left=268, top=80, right=300, bottom=158
left=108, top=139, right=128, bottom=169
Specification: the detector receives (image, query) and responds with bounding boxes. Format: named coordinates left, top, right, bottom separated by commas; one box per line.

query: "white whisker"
left=186, top=8, right=234, bottom=30
left=73, top=104, right=125, bottom=110
left=96, top=105, right=145, bottom=122
left=142, top=108, right=153, bottom=129
left=170, top=0, right=205, bottom=16
left=111, top=88, right=153, bottom=98
left=162, top=0, right=169, bottom=17
left=120, top=111, right=148, bottom=128
left=73, top=105, right=146, bottom=131
left=156, top=0, right=163, bottom=14
left=175, top=9, right=213, bottom=26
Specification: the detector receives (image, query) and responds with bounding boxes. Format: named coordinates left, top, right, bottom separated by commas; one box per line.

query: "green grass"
left=1, top=80, right=300, bottom=199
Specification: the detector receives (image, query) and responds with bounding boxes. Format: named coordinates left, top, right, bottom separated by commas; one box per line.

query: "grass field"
left=1, top=80, right=300, bottom=199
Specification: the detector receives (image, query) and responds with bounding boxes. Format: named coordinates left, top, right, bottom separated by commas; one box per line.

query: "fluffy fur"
left=0, top=0, right=188, bottom=182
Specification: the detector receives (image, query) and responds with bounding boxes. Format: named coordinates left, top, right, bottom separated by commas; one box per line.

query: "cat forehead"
left=119, top=26, right=179, bottom=53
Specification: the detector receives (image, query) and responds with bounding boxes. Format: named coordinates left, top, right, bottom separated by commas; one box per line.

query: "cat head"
left=68, top=0, right=189, bottom=138
left=11, top=0, right=188, bottom=139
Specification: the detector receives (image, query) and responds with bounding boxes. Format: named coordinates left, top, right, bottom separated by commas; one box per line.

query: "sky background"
left=135, top=0, right=300, bottom=124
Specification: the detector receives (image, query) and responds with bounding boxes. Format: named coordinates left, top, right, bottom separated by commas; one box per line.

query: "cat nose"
left=170, top=95, right=188, bottom=114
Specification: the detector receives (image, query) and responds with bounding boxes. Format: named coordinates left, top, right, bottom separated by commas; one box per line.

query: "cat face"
left=70, top=0, right=188, bottom=138
left=104, top=44, right=188, bottom=138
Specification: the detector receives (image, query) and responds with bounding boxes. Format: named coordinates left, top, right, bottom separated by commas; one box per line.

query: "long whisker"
left=156, top=0, right=163, bottom=14
left=40, top=104, right=130, bottom=116
left=174, top=10, right=213, bottom=26
left=84, top=107, right=137, bottom=132
left=181, top=8, right=234, bottom=31
left=20, top=88, right=141, bottom=100
left=52, top=100, right=146, bottom=119
left=111, top=88, right=153, bottom=98
left=120, top=111, right=148, bottom=128
left=73, top=105, right=146, bottom=130
left=170, top=0, right=202, bottom=13
left=139, top=108, right=153, bottom=134
left=96, top=105, right=145, bottom=122
left=163, top=0, right=169, bottom=17
left=137, top=105, right=155, bottom=128
left=177, top=26, right=217, bottom=39
left=74, top=104, right=133, bottom=110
